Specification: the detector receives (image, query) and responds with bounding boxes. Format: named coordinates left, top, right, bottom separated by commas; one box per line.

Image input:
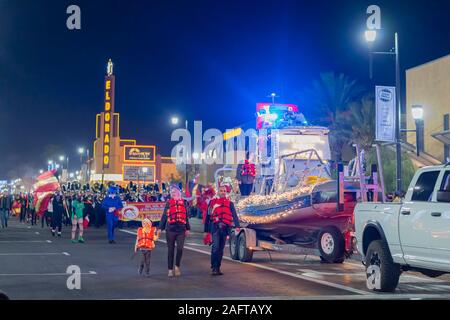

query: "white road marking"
left=0, top=272, right=96, bottom=276
left=119, top=229, right=370, bottom=295
left=35, top=232, right=40, bottom=235
left=0, top=240, right=52, bottom=243
left=0, top=252, right=69, bottom=256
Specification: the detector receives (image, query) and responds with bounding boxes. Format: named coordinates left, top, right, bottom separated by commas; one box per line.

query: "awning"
left=431, top=130, right=450, bottom=145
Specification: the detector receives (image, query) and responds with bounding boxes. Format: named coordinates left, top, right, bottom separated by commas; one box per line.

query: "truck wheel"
left=365, top=240, right=400, bottom=292
left=318, top=227, right=345, bottom=263
left=238, top=232, right=253, bottom=262
left=229, top=231, right=240, bottom=260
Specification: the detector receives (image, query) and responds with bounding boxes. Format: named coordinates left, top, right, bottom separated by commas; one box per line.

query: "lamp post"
left=365, top=30, right=402, bottom=193
left=171, top=116, right=189, bottom=190
left=142, top=167, right=148, bottom=189
left=411, top=105, right=424, bottom=156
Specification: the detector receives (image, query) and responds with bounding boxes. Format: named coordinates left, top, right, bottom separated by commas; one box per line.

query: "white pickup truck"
left=354, top=164, right=450, bottom=292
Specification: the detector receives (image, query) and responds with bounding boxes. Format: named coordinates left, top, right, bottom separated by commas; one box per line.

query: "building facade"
left=90, top=60, right=181, bottom=185
left=406, top=54, right=450, bottom=163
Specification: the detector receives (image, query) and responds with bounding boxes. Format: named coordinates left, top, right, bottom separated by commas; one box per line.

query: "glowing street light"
left=171, top=117, right=179, bottom=125
left=364, top=30, right=377, bottom=42
left=39, top=169, right=44, bottom=174
left=412, top=105, right=424, bottom=120
left=78, top=147, right=84, bottom=154
left=59, top=155, right=65, bottom=161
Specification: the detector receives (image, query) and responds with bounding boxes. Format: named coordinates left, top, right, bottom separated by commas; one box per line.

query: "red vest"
left=168, top=199, right=187, bottom=224
left=210, top=198, right=233, bottom=226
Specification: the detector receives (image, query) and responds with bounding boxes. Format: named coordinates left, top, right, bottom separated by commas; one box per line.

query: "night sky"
left=1, top=0, right=449, bottom=179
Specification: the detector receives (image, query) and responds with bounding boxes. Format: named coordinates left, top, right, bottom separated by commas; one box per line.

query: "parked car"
left=354, top=164, right=450, bottom=292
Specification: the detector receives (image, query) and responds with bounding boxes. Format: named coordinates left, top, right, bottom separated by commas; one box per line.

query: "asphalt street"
left=1, top=217, right=450, bottom=300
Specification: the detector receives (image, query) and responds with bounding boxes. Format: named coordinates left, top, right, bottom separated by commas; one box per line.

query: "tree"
left=348, top=94, right=376, bottom=151
left=305, top=72, right=365, bottom=161
left=365, top=147, right=416, bottom=194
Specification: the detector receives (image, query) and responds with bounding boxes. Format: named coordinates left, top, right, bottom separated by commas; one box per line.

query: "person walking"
left=19, top=193, right=27, bottom=223
left=134, top=218, right=158, bottom=277
left=94, top=195, right=104, bottom=228
left=1, top=192, right=12, bottom=229
left=71, top=194, right=85, bottom=243
left=29, top=194, right=37, bottom=226
left=236, top=155, right=256, bottom=196
left=51, top=192, right=65, bottom=237
left=101, top=186, right=123, bottom=244
left=157, top=185, right=190, bottom=277
left=204, top=185, right=240, bottom=275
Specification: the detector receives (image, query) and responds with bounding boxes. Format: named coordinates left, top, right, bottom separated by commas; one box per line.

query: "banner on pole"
left=375, top=86, right=396, bottom=142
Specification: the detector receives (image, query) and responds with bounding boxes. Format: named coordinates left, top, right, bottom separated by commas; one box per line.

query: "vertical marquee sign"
left=103, top=59, right=115, bottom=170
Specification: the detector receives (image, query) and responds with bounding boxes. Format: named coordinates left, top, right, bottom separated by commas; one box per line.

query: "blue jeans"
left=1, top=209, right=9, bottom=228
left=211, top=225, right=229, bottom=270
left=106, top=213, right=117, bottom=241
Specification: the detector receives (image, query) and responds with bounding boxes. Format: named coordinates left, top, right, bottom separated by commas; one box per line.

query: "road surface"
left=1, top=218, right=450, bottom=300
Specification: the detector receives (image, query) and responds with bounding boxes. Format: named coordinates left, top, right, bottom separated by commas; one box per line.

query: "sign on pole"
left=375, top=86, right=396, bottom=142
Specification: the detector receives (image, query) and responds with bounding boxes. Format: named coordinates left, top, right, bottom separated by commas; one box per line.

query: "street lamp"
left=412, top=105, right=424, bottom=156
left=171, top=116, right=189, bottom=189
left=142, top=167, right=148, bottom=187
left=39, top=169, right=44, bottom=174
left=365, top=30, right=402, bottom=193
left=364, top=30, right=377, bottom=42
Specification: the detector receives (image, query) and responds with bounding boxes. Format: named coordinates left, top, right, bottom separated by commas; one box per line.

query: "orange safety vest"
left=210, top=198, right=233, bottom=226
left=168, top=199, right=187, bottom=224
left=137, top=227, right=156, bottom=250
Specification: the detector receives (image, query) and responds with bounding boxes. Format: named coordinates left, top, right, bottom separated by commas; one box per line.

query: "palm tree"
left=304, top=72, right=365, bottom=161
left=348, top=94, right=376, bottom=150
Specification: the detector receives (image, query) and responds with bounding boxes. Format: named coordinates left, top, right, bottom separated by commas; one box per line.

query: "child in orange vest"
left=135, top=218, right=158, bottom=277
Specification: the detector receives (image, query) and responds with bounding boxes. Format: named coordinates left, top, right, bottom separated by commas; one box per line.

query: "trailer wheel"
left=229, top=231, right=240, bottom=260
left=318, top=227, right=345, bottom=263
left=365, top=240, right=400, bottom=292
left=238, top=232, right=253, bottom=262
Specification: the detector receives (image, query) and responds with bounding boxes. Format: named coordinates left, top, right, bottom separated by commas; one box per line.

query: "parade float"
left=228, top=102, right=360, bottom=263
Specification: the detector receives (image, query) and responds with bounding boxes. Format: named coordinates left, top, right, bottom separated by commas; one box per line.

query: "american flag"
left=33, top=169, right=60, bottom=217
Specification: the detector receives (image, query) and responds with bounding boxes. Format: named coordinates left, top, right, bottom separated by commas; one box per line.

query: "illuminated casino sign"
left=103, top=59, right=115, bottom=169
left=124, top=145, right=155, bottom=162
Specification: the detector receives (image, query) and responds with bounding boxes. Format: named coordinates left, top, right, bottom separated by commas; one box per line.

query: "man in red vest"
left=204, top=185, right=240, bottom=275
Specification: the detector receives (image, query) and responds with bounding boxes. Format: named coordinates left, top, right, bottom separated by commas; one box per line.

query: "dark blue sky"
left=1, top=0, right=449, bottom=178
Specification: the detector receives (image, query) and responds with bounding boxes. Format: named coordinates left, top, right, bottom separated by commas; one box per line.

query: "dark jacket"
left=0, top=195, right=12, bottom=210
left=236, top=163, right=256, bottom=184
left=204, top=199, right=240, bottom=233
left=52, top=196, right=65, bottom=218
left=159, top=200, right=191, bottom=232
